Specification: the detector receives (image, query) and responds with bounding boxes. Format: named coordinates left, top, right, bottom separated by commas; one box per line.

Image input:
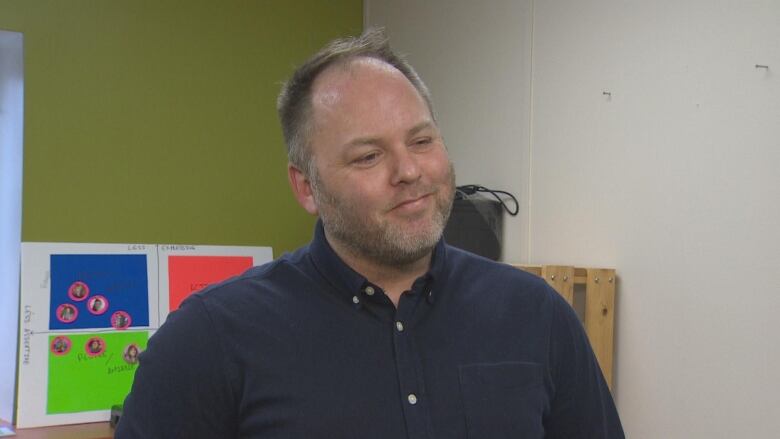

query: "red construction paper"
left=168, top=256, right=253, bottom=311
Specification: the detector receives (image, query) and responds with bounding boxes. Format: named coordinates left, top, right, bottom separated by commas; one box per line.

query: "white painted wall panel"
left=532, top=1, right=780, bottom=437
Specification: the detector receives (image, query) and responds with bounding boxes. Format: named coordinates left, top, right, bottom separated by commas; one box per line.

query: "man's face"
left=305, top=58, right=455, bottom=266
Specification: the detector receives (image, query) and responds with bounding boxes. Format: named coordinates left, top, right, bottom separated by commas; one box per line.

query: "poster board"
left=16, top=242, right=272, bottom=428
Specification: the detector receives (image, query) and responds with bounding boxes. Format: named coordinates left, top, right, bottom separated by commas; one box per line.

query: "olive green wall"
left=0, top=0, right=363, bottom=256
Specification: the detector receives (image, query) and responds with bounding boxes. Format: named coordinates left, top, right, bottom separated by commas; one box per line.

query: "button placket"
left=391, top=291, right=431, bottom=437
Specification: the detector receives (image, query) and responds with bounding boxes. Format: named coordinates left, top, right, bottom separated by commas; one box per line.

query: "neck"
left=325, top=230, right=432, bottom=307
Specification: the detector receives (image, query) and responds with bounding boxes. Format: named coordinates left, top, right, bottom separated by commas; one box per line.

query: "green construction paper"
left=47, top=332, right=148, bottom=414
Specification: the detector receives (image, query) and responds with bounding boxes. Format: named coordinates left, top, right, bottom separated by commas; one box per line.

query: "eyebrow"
left=343, top=120, right=436, bottom=149
left=407, top=120, right=435, bottom=138
left=344, top=135, right=381, bottom=149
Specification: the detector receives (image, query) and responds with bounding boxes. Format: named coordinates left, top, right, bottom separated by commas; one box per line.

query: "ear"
left=288, top=163, right=319, bottom=215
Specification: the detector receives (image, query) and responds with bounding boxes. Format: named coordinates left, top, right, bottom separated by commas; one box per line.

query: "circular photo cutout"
left=87, top=295, right=109, bottom=315
left=111, top=311, right=132, bottom=330
left=50, top=336, right=72, bottom=356
left=68, top=281, right=90, bottom=301
left=56, top=304, right=78, bottom=323
left=123, top=343, right=141, bottom=364
left=85, top=337, right=105, bottom=356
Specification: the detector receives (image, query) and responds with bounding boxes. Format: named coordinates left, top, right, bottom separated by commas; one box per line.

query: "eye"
left=411, top=137, right=433, bottom=148
left=353, top=151, right=381, bottom=166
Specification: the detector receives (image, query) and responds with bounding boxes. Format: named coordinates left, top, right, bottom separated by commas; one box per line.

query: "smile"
left=392, top=193, right=433, bottom=212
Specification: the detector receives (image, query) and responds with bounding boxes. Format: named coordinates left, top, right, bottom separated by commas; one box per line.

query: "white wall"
left=365, top=0, right=533, bottom=263
left=0, top=30, right=24, bottom=422
left=532, top=1, right=780, bottom=437
left=367, top=1, right=780, bottom=437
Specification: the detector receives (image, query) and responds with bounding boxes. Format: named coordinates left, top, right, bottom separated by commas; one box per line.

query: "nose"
left=390, top=146, right=421, bottom=185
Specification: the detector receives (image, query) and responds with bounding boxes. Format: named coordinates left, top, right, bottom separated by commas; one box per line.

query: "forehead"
left=309, top=57, right=431, bottom=133
left=313, top=57, right=403, bottom=98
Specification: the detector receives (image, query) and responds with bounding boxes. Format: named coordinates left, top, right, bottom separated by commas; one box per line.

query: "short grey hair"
left=276, top=28, right=435, bottom=176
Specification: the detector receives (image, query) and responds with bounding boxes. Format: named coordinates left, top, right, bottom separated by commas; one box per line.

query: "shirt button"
left=364, top=286, right=375, bottom=296
left=407, top=393, right=418, bottom=405
left=352, top=296, right=360, bottom=304
left=395, top=321, right=404, bottom=332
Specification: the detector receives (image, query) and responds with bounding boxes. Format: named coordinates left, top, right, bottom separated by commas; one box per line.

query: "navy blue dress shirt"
left=117, top=221, right=624, bottom=438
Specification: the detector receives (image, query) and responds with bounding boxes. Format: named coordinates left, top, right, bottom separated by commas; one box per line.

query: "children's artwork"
left=16, top=242, right=272, bottom=428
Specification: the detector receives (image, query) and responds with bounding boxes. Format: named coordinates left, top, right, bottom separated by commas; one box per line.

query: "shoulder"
left=158, top=245, right=316, bottom=343
left=204, top=244, right=311, bottom=291
left=444, top=245, right=556, bottom=305
left=446, top=245, right=547, bottom=284
left=190, top=245, right=312, bottom=308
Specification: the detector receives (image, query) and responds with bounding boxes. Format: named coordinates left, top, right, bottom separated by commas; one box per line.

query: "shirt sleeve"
left=115, top=295, right=238, bottom=439
left=543, top=290, right=625, bottom=438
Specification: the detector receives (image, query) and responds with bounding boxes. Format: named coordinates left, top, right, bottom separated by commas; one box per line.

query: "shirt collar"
left=308, top=220, right=447, bottom=304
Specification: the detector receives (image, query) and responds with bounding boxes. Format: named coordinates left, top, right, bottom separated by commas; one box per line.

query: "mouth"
left=391, top=192, right=434, bottom=212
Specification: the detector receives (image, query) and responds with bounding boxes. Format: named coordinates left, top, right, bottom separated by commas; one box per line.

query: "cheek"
left=329, top=176, right=387, bottom=211
left=357, top=185, right=391, bottom=212
left=425, top=150, right=453, bottom=183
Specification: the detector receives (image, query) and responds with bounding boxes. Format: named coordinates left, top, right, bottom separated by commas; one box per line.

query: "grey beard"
left=310, top=164, right=455, bottom=267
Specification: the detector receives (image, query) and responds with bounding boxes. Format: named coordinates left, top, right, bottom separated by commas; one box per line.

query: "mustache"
left=387, top=166, right=457, bottom=211
left=387, top=186, right=440, bottom=210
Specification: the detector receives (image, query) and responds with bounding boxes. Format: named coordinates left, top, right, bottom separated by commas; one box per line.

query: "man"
left=117, top=29, right=623, bottom=438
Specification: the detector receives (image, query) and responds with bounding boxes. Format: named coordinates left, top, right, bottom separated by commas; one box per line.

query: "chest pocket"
left=458, top=361, right=546, bottom=439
